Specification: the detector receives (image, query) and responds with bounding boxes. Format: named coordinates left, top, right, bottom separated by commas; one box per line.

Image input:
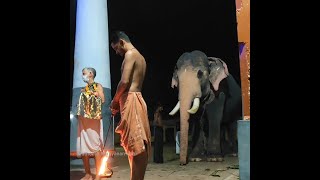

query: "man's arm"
left=96, top=83, right=105, bottom=103
left=112, top=52, right=136, bottom=104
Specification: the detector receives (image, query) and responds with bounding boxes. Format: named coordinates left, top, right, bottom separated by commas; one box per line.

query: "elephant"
left=169, top=50, right=242, bottom=165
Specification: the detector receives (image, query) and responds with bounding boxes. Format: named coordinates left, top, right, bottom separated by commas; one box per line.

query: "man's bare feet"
left=80, top=173, right=93, bottom=180
left=104, top=168, right=113, bottom=177
left=96, top=168, right=113, bottom=179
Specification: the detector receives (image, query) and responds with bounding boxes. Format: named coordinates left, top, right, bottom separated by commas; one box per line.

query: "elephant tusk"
left=187, top=98, right=200, bottom=114
left=169, top=101, right=180, bottom=116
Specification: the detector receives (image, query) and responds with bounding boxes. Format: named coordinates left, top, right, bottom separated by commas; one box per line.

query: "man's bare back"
left=121, top=49, right=146, bottom=92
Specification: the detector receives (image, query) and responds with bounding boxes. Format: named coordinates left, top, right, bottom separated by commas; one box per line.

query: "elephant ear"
left=208, top=57, right=229, bottom=91
left=171, top=65, right=179, bottom=88
left=220, top=59, right=230, bottom=76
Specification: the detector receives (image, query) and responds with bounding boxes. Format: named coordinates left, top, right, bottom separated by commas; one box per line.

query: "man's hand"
left=110, top=100, right=120, bottom=116
left=93, top=91, right=99, bottom=97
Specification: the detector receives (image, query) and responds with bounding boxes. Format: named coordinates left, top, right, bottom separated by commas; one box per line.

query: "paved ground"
left=70, top=144, right=239, bottom=180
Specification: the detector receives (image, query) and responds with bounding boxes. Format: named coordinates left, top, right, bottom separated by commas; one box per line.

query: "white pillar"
left=70, top=0, right=113, bottom=166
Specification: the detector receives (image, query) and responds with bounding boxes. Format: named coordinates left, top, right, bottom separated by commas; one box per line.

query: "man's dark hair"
left=157, top=101, right=162, bottom=107
left=110, top=31, right=131, bottom=44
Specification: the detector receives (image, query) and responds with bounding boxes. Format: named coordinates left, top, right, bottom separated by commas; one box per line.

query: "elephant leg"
left=190, top=118, right=200, bottom=149
left=206, top=92, right=225, bottom=162
left=220, top=124, right=230, bottom=156
left=220, top=123, right=236, bottom=156
left=222, top=94, right=241, bottom=157
left=228, top=120, right=238, bottom=156
left=189, top=117, right=206, bottom=162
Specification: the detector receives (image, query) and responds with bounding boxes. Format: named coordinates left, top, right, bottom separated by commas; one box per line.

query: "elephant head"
left=169, top=50, right=229, bottom=165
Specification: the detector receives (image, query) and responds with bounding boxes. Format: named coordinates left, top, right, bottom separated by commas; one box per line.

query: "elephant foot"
left=189, top=153, right=206, bottom=162
left=189, top=157, right=203, bottom=162
left=206, top=153, right=224, bottom=162
left=226, top=153, right=238, bottom=157
left=189, top=150, right=206, bottom=162
left=206, top=157, right=224, bottom=162
left=180, top=159, right=188, bottom=165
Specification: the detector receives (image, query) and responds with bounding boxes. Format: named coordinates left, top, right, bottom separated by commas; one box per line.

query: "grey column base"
left=237, top=120, right=250, bottom=180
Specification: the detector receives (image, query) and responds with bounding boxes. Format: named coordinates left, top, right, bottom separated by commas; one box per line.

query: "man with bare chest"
left=109, top=31, right=151, bottom=180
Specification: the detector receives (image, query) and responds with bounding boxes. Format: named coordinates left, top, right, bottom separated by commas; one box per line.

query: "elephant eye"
left=197, top=70, right=203, bottom=78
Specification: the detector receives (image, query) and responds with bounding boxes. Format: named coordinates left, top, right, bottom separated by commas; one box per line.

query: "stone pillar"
left=70, top=0, right=113, bottom=166
left=236, top=0, right=250, bottom=120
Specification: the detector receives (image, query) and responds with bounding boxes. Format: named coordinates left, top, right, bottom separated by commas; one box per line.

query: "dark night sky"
left=70, top=0, right=241, bottom=118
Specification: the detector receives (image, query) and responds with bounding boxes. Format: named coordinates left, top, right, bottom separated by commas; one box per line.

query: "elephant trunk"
left=178, top=82, right=196, bottom=165
left=179, top=96, right=192, bottom=165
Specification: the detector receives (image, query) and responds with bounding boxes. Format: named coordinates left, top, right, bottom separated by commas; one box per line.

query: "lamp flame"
left=98, top=151, right=110, bottom=176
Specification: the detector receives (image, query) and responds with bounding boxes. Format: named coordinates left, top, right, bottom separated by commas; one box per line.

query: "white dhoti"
left=76, top=115, right=104, bottom=157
